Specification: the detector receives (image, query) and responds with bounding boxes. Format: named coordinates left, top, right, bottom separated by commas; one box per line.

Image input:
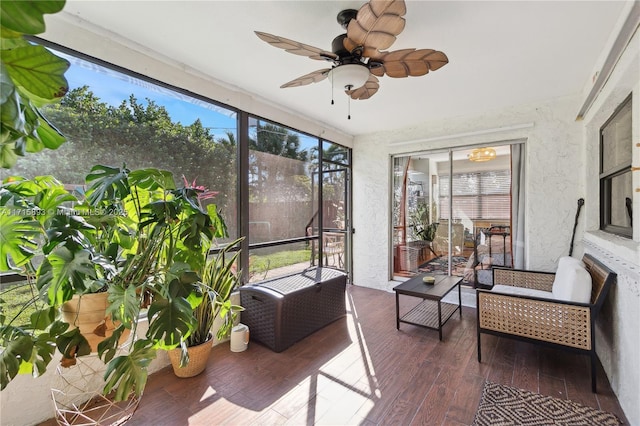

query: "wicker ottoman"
left=239, top=267, right=347, bottom=352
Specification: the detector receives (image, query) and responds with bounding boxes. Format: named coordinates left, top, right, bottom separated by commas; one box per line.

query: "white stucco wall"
left=352, top=93, right=587, bottom=291
left=580, top=25, right=640, bottom=425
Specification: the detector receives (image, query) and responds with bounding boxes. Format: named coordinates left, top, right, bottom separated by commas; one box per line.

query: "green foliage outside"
left=4, top=86, right=319, bottom=238
left=4, top=87, right=238, bottom=222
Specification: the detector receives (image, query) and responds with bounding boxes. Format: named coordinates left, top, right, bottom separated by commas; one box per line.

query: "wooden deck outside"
left=40, top=284, right=628, bottom=425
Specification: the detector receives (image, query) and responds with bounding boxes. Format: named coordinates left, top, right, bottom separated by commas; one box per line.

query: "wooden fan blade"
left=344, top=0, right=406, bottom=56
left=281, top=69, right=331, bottom=88
left=370, top=48, right=449, bottom=78
left=255, top=31, right=338, bottom=61
left=346, top=75, right=380, bottom=100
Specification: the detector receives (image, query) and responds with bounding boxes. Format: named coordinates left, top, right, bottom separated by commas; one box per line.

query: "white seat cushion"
left=491, top=285, right=554, bottom=300
left=551, top=256, right=592, bottom=303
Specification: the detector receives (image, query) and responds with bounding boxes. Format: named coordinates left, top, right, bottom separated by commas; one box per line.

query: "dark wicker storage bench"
left=239, top=267, right=347, bottom=352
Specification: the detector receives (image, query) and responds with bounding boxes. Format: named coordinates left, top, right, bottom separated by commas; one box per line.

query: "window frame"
left=599, top=94, right=633, bottom=238
left=7, top=37, right=353, bottom=284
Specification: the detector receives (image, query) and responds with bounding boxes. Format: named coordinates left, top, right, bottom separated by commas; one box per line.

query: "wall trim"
left=387, top=123, right=534, bottom=146
left=576, top=2, right=640, bottom=120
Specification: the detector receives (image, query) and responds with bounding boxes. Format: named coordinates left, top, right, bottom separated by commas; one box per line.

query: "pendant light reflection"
left=468, top=147, right=497, bottom=162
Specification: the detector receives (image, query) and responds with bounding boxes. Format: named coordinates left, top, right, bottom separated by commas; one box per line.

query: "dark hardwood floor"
left=41, top=284, right=628, bottom=425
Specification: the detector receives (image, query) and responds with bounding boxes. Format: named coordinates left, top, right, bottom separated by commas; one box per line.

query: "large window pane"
left=600, top=96, right=632, bottom=237
left=247, top=118, right=318, bottom=244
left=2, top=47, right=239, bottom=240
left=601, top=99, right=632, bottom=173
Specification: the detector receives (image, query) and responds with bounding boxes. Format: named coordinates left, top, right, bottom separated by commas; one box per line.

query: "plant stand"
left=51, top=354, right=140, bottom=425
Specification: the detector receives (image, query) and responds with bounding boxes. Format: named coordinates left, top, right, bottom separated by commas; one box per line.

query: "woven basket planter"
left=167, top=336, right=213, bottom=378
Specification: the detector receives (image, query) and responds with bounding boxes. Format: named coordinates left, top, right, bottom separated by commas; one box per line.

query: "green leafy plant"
left=0, top=165, right=229, bottom=400
left=174, top=237, right=244, bottom=368
left=0, top=0, right=70, bottom=168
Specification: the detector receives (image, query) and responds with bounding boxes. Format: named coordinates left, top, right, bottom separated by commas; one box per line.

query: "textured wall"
left=352, top=94, right=586, bottom=291
left=580, top=27, right=639, bottom=425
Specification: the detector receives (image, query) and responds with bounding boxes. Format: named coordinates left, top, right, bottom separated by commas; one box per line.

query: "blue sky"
left=59, top=50, right=238, bottom=141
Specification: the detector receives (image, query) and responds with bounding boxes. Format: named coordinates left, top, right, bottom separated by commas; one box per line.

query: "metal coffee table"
left=393, top=274, right=463, bottom=340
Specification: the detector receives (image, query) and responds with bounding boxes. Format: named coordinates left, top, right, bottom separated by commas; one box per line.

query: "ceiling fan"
left=255, top=0, right=448, bottom=108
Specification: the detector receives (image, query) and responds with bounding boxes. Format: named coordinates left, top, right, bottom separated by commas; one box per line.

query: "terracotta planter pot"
left=167, top=336, right=213, bottom=378
left=60, top=292, right=128, bottom=353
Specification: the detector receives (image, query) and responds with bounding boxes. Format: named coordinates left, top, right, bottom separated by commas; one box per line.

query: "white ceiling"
left=56, top=1, right=628, bottom=137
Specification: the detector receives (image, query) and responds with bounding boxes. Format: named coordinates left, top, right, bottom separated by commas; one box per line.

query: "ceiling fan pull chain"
left=331, top=71, right=335, bottom=105
left=347, top=84, right=352, bottom=119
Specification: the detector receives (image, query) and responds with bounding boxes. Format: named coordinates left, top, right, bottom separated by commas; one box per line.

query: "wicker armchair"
left=476, top=254, right=616, bottom=392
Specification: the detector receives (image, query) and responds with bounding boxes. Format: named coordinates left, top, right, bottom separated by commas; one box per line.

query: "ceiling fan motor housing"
left=336, top=9, right=358, bottom=29
left=332, top=34, right=352, bottom=59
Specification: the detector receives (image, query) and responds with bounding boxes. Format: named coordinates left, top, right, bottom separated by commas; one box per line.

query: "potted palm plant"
left=167, top=237, right=244, bottom=378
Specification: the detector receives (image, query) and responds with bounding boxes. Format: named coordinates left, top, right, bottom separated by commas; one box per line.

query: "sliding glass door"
left=391, top=144, right=520, bottom=287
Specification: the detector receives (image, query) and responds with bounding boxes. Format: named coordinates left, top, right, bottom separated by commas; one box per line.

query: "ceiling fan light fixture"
left=328, top=64, right=369, bottom=90
left=468, top=147, right=497, bottom=162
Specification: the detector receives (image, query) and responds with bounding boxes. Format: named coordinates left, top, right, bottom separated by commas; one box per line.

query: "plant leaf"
left=85, top=164, right=130, bottom=206
left=31, top=107, right=65, bottom=150
left=56, top=326, right=91, bottom=359
left=0, top=328, right=32, bottom=390
left=97, top=325, right=125, bottom=363
left=128, top=168, right=175, bottom=191
left=0, top=206, right=40, bottom=271
left=34, top=185, right=76, bottom=221
left=0, top=63, right=19, bottom=113
left=102, top=340, right=156, bottom=401
left=2, top=44, right=69, bottom=101
left=0, top=139, right=19, bottom=168
left=0, top=0, right=66, bottom=35
left=42, top=213, right=94, bottom=253
left=29, top=307, right=56, bottom=330
left=106, top=283, right=139, bottom=326
left=146, top=297, right=196, bottom=349
left=28, top=332, right=57, bottom=377
left=207, top=204, right=228, bottom=239
left=36, top=246, right=97, bottom=305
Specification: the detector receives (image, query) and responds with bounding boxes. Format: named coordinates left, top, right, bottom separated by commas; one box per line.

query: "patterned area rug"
left=418, top=256, right=469, bottom=276
left=473, top=382, right=621, bottom=426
